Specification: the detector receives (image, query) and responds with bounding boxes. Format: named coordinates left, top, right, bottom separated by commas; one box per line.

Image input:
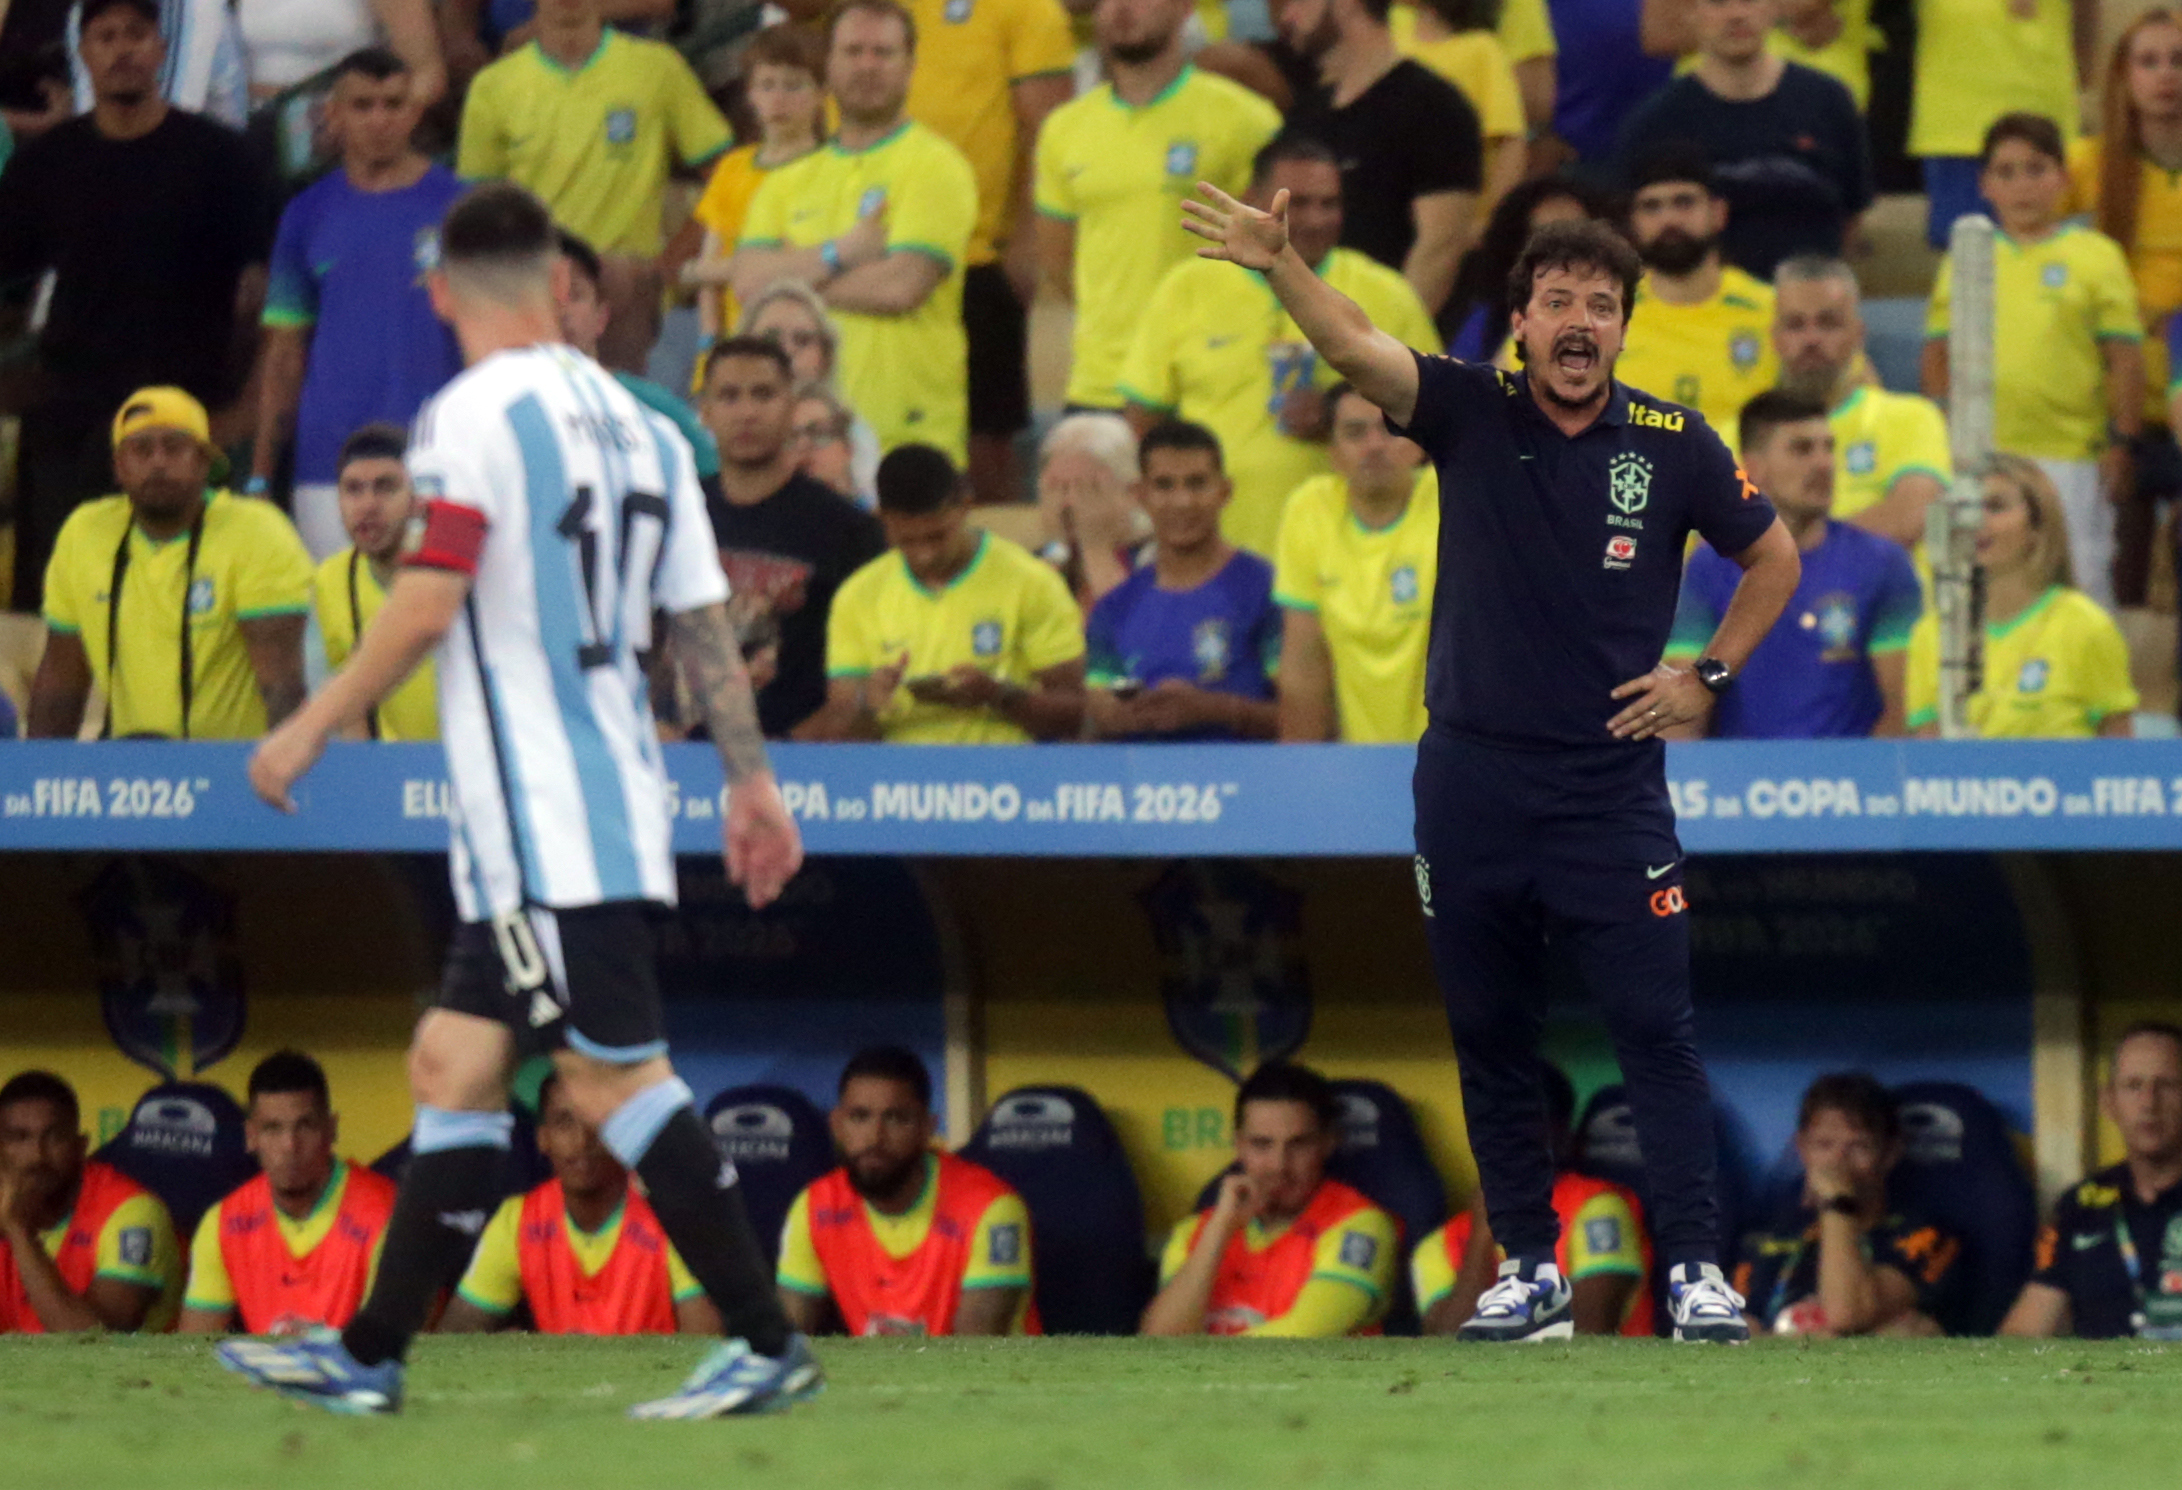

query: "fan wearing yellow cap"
left=28, top=387, right=314, bottom=740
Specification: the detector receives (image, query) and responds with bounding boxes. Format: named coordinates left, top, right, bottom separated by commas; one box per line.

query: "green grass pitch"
left=5, top=1335, right=2178, bottom=1490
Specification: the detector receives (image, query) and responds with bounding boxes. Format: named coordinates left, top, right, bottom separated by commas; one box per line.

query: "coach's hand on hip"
left=250, top=716, right=330, bottom=813
left=726, top=771, right=804, bottom=910
left=1607, top=662, right=1712, bottom=741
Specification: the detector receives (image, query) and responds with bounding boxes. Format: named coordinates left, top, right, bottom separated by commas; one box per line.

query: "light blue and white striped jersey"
left=408, top=344, right=728, bottom=921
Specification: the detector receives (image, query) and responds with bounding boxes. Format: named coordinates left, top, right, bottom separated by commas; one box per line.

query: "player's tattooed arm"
left=668, top=601, right=772, bottom=784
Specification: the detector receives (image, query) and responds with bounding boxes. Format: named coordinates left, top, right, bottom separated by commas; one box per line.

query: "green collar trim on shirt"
left=1986, top=584, right=2064, bottom=640
left=1111, top=63, right=1195, bottom=111
left=567, top=1195, right=628, bottom=1241
left=533, top=29, right=613, bottom=77
left=1998, top=221, right=2072, bottom=251
left=1347, top=482, right=1416, bottom=535
left=283, top=1160, right=350, bottom=1230
left=903, top=529, right=989, bottom=597
left=133, top=488, right=219, bottom=549
left=865, top=1153, right=938, bottom=1222
left=832, top=120, right=912, bottom=157
left=1831, top=384, right=1867, bottom=420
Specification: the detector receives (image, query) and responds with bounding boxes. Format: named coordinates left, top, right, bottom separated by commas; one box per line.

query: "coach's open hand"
left=1182, top=182, right=1289, bottom=271
left=1607, top=662, right=1713, bottom=741
left=250, top=715, right=330, bottom=813
left=726, top=770, right=803, bottom=910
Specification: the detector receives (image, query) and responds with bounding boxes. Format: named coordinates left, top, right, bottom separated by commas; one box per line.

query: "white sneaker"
left=1456, top=1260, right=1575, bottom=1342
left=1669, top=1262, right=1750, bottom=1343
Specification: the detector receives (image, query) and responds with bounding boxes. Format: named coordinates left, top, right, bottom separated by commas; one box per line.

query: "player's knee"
left=407, top=1012, right=510, bottom=1111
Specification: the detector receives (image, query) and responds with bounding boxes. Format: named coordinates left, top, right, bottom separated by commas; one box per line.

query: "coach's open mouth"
left=1554, top=338, right=1597, bottom=375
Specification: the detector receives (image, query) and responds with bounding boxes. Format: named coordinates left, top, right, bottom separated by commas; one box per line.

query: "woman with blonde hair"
left=2068, top=9, right=2182, bottom=608
left=1907, top=456, right=2138, bottom=738
left=739, top=281, right=880, bottom=502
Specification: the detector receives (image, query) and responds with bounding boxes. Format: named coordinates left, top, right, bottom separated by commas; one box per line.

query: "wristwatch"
left=1694, top=657, right=1733, bottom=694
left=1820, top=1195, right=1861, bottom=1218
left=818, top=239, right=845, bottom=277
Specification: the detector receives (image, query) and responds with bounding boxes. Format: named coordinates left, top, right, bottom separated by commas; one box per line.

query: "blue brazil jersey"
left=1085, top=551, right=1279, bottom=742
left=1391, top=354, right=1778, bottom=751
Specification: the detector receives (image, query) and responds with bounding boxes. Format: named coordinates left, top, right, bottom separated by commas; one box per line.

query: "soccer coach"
left=1184, top=186, right=1800, bottom=1344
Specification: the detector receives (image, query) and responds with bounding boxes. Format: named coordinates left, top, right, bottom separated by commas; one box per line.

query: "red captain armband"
left=405, top=499, right=490, bottom=575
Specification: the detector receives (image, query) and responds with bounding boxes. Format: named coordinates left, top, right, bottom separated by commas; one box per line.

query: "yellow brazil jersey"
left=2067, top=136, right=2182, bottom=423
left=1119, top=248, right=1441, bottom=558
left=455, top=1192, right=702, bottom=1315
left=1496, top=0, right=1556, bottom=64
left=1906, top=585, right=2138, bottom=737
left=314, top=549, right=439, bottom=741
left=184, top=1161, right=383, bottom=1314
left=1908, top=0, right=2074, bottom=159
left=1615, top=267, right=1778, bottom=454
left=903, top=0, right=1075, bottom=266
left=1155, top=1200, right=1400, bottom=1337
left=1927, top=223, right=2142, bottom=462
left=43, top=490, right=313, bottom=741
left=1829, top=384, right=1951, bottom=528
left=456, top=31, right=731, bottom=257
left=827, top=529, right=1085, bottom=743
left=692, top=143, right=805, bottom=344
left=742, top=122, right=979, bottom=462
left=42, top=1185, right=181, bottom=1332
left=1272, top=469, right=1440, bottom=744
left=1034, top=66, right=1283, bottom=409
left=1388, top=12, right=1526, bottom=141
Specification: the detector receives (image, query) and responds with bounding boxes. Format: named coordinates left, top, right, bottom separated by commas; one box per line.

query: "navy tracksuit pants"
left=1412, top=722, right=1719, bottom=1270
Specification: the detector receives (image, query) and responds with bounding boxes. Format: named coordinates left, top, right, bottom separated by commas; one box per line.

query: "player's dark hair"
left=1540, top=1062, right=1577, bottom=1132
left=746, top=19, right=826, bottom=77
left=557, top=229, right=604, bottom=293
left=1797, top=1072, right=1900, bottom=1145
left=828, top=0, right=917, bottom=52
left=875, top=443, right=963, bottom=516
left=2114, top=1021, right=2182, bottom=1068
left=1506, top=218, right=1642, bottom=325
left=1980, top=111, right=2066, bottom=168
left=248, top=1050, right=330, bottom=1108
left=338, top=422, right=409, bottom=474
left=441, top=183, right=558, bottom=274
left=1252, top=132, right=1341, bottom=187
left=1138, top=419, right=1225, bottom=473
left=333, top=45, right=409, bottom=82
left=703, top=334, right=796, bottom=386
left=1234, top=1061, right=1339, bottom=1135
left=1626, top=145, right=1720, bottom=199
left=840, top=1046, right=932, bottom=1109
left=0, top=1070, right=79, bottom=1129
left=1737, top=389, right=1830, bottom=454
left=80, top=0, right=160, bottom=30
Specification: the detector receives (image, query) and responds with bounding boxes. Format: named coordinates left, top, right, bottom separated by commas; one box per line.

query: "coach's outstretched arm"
left=668, top=601, right=805, bottom=910
left=1183, top=184, right=1422, bottom=428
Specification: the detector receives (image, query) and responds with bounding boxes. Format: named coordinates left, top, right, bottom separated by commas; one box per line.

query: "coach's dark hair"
left=1139, top=419, right=1225, bottom=473
left=828, top=0, right=917, bottom=51
left=1626, top=144, right=1720, bottom=200
left=338, top=422, right=409, bottom=474
left=703, top=334, right=796, bottom=387
left=2114, top=1021, right=2182, bottom=1069
left=840, top=1046, right=933, bottom=1109
left=441, top=183, right=558, bottom=275
left=1252, top=132, right=1341, bottom=187
left=875, top=444, right=964, bottom=516
left=1507, top=219, right=1642, bottom=326
left=1234, top=1061, right=1339, bottom=1135
left=1981, top=111, right=2066, bottom=169
left=556, top=228, right=603, bottom=292
left=334, top=45, right=409, bottom=83
left=1737, top=389, right=1830, bottom=455
left=1797, top=1072, right=1900, bottom=1144
left=0, top=1070, right=79, bottom=1129
left=248, top=1050, right=331, bottom=1109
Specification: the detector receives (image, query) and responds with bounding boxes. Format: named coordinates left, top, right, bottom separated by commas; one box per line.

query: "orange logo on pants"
left=1649, top=887, right=1687, bottom=917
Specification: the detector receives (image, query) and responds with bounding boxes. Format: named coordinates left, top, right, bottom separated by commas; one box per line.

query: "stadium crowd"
left=5, top=1026, right=2180, bottom=1339
left=0, top=0, right=2172, bottom=744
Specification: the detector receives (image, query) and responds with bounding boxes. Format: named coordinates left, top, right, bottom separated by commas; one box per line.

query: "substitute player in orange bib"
left=779, top=1048, right=1038, bottom=1337
left=1142, top=1062, right=1398, bottom=1337
left=180, top=1052, right=396, bottom=1336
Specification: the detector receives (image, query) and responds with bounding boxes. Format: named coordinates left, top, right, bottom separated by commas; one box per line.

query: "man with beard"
left=699, top=336, right=885, bottom=739
left=1773, top=255, right=1952, bottom=553
left=1667, top=391, right=1919, bottom=738
left=443, top=1075, right=722, bottom=1335
left=1615, top=150, right=1778, bottom=455
left=734, top=0, right=978, bottom=461
left=1033, top=0, right=1281, bottom=412
left=1278, top=0, right=1481, bottom=316
left=310, top=425, right=437, bottom=741
left=30, top=387, right=312, bottom=740
left=0, top=0, right=271, bottom=612
left=0, top=1070, right=181, bottom=1333
left=777, top=1048, right=1038, bottom=1337
left=1183, top=182, right=1799, bottom=1343
left=180, top=1051, right=399, bottom=1336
